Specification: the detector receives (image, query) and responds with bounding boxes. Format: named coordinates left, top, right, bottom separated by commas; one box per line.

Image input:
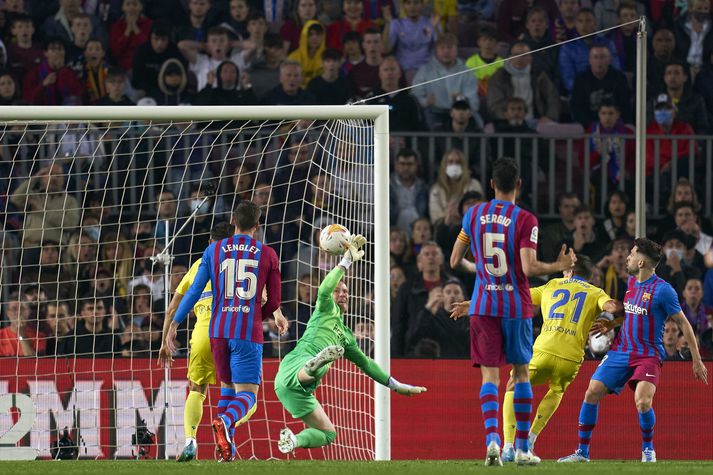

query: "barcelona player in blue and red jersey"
left=166, top=200, right=282, bottom=461
left=450, top=157, right=577, bottom=466
left=559, top=238, right=708, bottom=464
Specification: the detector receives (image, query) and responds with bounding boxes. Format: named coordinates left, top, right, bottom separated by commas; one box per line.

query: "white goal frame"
left=0, top=105, right=391, bottom=461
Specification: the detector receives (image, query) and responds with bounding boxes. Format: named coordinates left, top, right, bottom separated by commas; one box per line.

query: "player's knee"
left=584, top=385, right=605, bottom=403
left=190, top=382, right=208, bottom=394
left=635, top=397, right=652, bottom=413
left=324, top=430, right=337, bottom=445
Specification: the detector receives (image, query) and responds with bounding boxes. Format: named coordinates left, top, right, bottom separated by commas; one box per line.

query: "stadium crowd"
left=0, top=0, right=712, bottom=361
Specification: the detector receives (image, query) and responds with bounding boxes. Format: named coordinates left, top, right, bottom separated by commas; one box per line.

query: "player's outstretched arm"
left=670, top=311, right=709, bottom=384
left=344, top=343, right=427, bottom=396
left=337, top=234, right=367, bottom=272
left=520, top=245, right=577, bottom=277
left=387, top=377, right=427, bottom=396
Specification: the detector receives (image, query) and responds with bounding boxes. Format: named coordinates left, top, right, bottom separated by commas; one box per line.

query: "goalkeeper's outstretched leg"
left=278, top=402, right=338, bottom=453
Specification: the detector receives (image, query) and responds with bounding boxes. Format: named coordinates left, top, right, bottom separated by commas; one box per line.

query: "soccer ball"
left=319, top=224, right=352, bottom=256
left=589, top=331, right=614, bottom=355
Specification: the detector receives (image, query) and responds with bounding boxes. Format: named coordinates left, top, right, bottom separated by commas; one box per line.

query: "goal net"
left=0, top=106, right=390, bottom=461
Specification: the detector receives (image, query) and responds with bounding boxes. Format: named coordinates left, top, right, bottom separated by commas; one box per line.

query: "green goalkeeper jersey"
left=284, top=266, right=389, bottom=392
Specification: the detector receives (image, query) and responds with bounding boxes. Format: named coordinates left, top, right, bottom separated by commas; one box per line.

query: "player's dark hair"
left=571, top=254, right=593, bottom=280
left=233, top=200, right=262, bottom=231
left=210, top=222, right=234, bottom=241
left=492, top=157, right=520, bottom=193
left=633, top=237, right=663, bottom=267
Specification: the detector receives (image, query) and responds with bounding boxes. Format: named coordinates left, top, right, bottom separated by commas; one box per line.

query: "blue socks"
left=221, top=391, right=257, bottom=428
left=639, top=408, right=655, bottom=452
left=480, top=382, right=501, bottom=447
left=577, top=402, right=598, bottom=457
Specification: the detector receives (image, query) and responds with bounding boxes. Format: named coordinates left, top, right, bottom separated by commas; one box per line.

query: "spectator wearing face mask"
left=428, top=149, right=483, bottom=225
left=645, top=93, right=697, bottom=180
left=656, top=229, right=704, bottom=298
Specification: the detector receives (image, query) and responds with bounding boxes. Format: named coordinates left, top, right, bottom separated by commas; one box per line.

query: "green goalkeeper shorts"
left=274, top=351, right=320, bottom=419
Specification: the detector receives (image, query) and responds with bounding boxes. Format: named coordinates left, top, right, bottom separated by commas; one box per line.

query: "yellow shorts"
left=528, top=351, right=581, bottom=393
left=187, top=326, right=216, bottom=386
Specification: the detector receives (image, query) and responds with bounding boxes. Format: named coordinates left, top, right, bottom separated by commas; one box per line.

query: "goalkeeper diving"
left=450, top=255, right=623, bottom=461
left=275, top=233, right=426, bottom=453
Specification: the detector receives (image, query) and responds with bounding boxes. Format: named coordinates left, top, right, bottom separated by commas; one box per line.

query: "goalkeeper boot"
left=212, top=415, right=233, bottom=462
left=278, top=428, right=297, bottom=454
left=304, top=346, right=345, bottom=377
left=176, top=438, right=197, bottom=462
left=515, top=449, right=541, bottom=465
left=641, top=448, right=657, bottom=463
left=484, top=440, right=503, bottom=467
left=501, top=445, right=515, bottom=463
left=558, top=449, right=590, bottom=463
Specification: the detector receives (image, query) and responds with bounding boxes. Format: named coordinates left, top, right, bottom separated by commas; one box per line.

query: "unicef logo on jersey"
left=485, top=283, right=515, bottom=291
left=221, top=305, right=253, bottom=313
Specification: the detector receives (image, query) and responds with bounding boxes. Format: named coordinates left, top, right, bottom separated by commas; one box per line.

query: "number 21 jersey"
left=457, top=199, right=539, bottom=319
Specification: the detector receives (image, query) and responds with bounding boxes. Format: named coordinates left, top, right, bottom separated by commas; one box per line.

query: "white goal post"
left=0, top=105, right=391, bottom=461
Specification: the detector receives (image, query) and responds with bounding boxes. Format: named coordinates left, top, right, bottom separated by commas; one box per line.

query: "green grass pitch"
left=1, top=460, right=713, bottom=474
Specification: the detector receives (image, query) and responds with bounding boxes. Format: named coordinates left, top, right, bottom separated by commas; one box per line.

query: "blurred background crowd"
left=0, top=0, right=711, bottom=362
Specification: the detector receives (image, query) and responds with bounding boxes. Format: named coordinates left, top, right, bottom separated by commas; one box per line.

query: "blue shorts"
left=591, top=350, right=662, bottom=395
left=470, top=315, right=533, bottom=367
left=210, top=337, right=263, bottom=385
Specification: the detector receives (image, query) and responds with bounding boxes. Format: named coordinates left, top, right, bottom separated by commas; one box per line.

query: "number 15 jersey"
left=457, top=199, right=539, bottom=319
left=179, top=234, right=282, bottom=342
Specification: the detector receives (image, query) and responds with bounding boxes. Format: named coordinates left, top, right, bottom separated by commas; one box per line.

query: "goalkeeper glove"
left=387, top=377, right=427, bottom=396
left=339, top=234, right=367, bottom=269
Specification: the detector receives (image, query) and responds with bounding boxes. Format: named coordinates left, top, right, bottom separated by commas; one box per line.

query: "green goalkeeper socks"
left=295, top=428, right=337, bottom=448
